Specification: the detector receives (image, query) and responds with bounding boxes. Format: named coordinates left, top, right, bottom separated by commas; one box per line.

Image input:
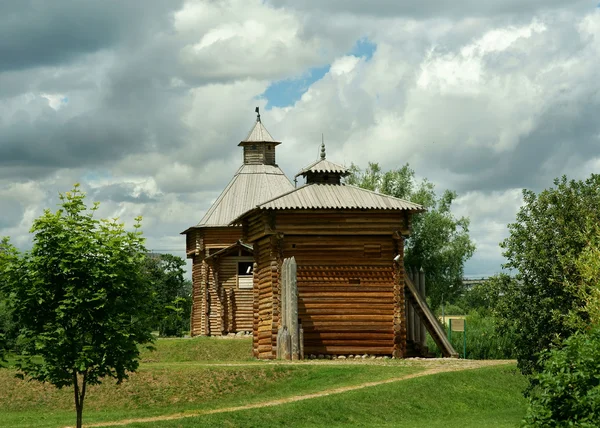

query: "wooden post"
left=276, top=257, right=301, bottom=360
left=289, top=258, right=299, bottom=360
left=419, top=267, right=426, bottom=350
left=413, top=268, right=421, bottom=346
left=407, top=268, right=415, bottom=343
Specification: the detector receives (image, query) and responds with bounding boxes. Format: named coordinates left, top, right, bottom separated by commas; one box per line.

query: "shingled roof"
left=238, top=113, right=281, bottom=146
left=295, top=158, right=350, bottom=177
left=196, top=164, right=294, bottom=227
left=231, top=183, right=424, bottom=224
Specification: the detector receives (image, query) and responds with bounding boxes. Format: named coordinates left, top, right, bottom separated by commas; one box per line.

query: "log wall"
left=190, top=255, right=204, bottom=336
left=253, top=236, right=280, bottom=359
left=245, top=210, right=411, bottom=358
left=286, top=235, right=398, bottom=356
left=275, top=211, right=411, bottom=236
left=188, top=227, right=245, bottom=337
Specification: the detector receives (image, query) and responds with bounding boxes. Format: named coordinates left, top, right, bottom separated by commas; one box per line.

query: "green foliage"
left=568, top=225, right=600, bottom=329
left=438, top=303, right=465, bottom=316
left=0, top=237, right=19, bottom=364
left=524, top=327, right=600, bottom=427
left=347, top=162, right=475, bottom=309
left=0, top=185, right=155, bottom=427
left=0, top=290, right=16, bottom=358
left=143, top=254, right=191, bottom=337
left=458, top=275, right=513, bottom=316
left=428, top=311, right=518, bottom=360
left=499, top=174, right=600, bottom=375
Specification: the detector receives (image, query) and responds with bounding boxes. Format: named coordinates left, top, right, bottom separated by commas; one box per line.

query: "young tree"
left=347, top=163, right=475, bottom=309
left=0, top=185, right=154, bottom=428
left=499, top=174, right=600, bottom=375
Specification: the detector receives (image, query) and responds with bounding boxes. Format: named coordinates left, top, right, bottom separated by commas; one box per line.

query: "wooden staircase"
left=405, top=275, right=458, bottom=358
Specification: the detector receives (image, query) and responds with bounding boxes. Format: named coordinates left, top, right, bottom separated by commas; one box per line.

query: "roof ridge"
left=255, top=183, right=313, bottom=207
left=344, top=184, right=418, bottom=205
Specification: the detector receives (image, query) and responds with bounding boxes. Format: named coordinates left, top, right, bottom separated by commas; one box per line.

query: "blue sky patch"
left=351, top=37, right=376, bottom=61
left=263, top=64, right=330, bottom=109
left=263, top=38, right=377, bottom=109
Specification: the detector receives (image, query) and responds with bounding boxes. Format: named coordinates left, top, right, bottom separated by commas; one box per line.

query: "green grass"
left=0, top=338, right=421, bottom=428
left=136, top=365, right=527, bottom=428
left=139, top=336, right=254, bottom=363
left=0, top=337, right=526, bottom=428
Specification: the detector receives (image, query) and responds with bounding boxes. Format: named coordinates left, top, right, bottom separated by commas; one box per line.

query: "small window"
left=268, top=145, right=271, bottom=150
left=251, top=145, right=257, bottom=150
left=349, top=279, right=361, bottom=285
left=238, top=262, right=254, bottom=289
left=238, top=262, right=253, bottom=275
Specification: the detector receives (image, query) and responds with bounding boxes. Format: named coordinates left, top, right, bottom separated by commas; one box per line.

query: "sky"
left=1, top=0, right=599, bottom=279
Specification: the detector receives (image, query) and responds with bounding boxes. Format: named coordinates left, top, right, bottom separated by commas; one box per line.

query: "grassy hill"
left=0, top=338, right=527, bottom=428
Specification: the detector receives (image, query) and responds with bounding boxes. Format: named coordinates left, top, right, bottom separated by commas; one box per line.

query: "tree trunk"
left=73, top=371, right=87, bottom=428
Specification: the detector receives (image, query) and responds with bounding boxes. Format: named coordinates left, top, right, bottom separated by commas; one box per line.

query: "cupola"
left=295, top=141, right=350, bottom=185
left=238, top=107, right=281, bottom=166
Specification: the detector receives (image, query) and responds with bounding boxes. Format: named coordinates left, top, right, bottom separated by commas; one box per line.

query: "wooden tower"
left=232, top=143, right=427, bottom=358
left=182, top=110, right=294, bottom=336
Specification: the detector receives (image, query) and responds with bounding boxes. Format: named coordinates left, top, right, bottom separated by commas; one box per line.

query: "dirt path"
left=82, top=359, right=513, bottom=428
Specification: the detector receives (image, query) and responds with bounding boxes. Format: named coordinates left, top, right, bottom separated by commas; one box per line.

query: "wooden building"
left=182, top=111, right=294, bottom=336
left=232, top=144, right=454, bottom=359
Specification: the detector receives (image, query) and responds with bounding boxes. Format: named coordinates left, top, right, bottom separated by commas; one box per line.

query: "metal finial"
left=255, top=106, right=261, bottom=122
left=320, top=134, right=326, bottom=160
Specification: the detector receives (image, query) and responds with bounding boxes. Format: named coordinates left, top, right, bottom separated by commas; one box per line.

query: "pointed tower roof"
left=183, top=108, right=294, bottom=230
left=238, top=107, right=281, bottom=146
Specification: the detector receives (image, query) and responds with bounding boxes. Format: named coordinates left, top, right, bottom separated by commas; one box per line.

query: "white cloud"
left=2, top=1, right=600, bottom=279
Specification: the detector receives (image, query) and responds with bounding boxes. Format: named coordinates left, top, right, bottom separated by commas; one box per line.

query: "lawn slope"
left=127, top=365, right=526, bottom=428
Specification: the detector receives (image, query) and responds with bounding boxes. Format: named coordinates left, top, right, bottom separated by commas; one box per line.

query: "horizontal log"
left=304, top=340, right=392, bottom=346
left=258, top=352, right=275, bottom=360
left=301, top=321, right=392, bottom=328
left=298, top=287, right=392, bottom=293
left=301, top=315, right=394, bottom=322
left=257, top=344, right=273, bottom=353
left=300, top=297, right=392, bottom=303
left=304, top=346, right=393, bottom=355
left=299, top=308, right=393, bottom=316
left=300, top=303, right=392, bottom=310
left=298, top=292, right=394, bottom=298
left=303, top=332, right=394, bottom=340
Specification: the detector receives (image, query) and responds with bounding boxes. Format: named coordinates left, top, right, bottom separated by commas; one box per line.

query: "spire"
left=320, top=134, right=326, bottom=160
left=255, top=106, right=261, bottom=123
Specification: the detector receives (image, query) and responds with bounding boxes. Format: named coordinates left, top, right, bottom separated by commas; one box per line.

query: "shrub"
left=437, top=303, right=465, bottom=316
left=524, top=327, right=600, bottom=427
left=427, top=310, right=517, bottom=360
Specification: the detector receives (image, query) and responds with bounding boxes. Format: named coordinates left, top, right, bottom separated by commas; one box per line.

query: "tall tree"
left=143, top=253, right=192, bottom=337
left=347, top=163, right=475, bottom=309
left=0, top=185, right=154, bottom=428
left=499, top=174, right=600, bottom=375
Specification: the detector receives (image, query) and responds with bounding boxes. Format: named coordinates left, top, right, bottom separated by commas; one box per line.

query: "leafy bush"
left=500, top=175, right=600, bottom=375
left=436, top=303, right=465, bottom=316
left=0, top=291, right=16, bottom=354
left=427, top=311, right=517, bottom=360
left=524, top=328, right=600, bottom=427
left=142, top=254, right=192, bottom=337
